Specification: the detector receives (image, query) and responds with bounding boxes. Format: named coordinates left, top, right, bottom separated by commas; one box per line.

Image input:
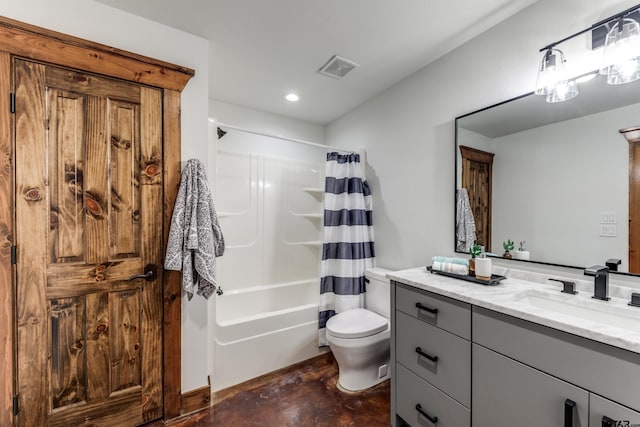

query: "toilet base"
left=337, top=369, right=390, bottom=392
left=327, top=327, right=391, bottom=392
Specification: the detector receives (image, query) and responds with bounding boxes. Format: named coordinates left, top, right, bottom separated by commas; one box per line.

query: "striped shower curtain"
left=318, top=152, right=375, bottom=346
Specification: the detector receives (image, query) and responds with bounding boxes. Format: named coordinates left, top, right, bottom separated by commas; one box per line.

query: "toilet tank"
left=364, top=267, right=392, bottom=318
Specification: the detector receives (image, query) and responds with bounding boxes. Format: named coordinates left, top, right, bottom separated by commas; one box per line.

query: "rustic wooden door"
left=460, top=145, right=494, bottom=252
left=14, top=59, right=164, bottom=426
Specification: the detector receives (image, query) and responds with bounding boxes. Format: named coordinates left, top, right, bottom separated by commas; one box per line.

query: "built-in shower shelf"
left=303, top=187, right=324, bottom=194
left=292, top=213, right=323, bottom=219
left=288, top=241, right=323, bottom=247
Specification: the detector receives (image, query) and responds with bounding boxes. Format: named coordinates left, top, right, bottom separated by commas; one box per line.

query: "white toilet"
left=326, top=267, right=391, bottom=392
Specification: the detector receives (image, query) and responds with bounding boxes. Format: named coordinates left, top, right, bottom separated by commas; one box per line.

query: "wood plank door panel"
left=460, top=146, right=494, bottom=252
left=15, top=59, right=163, bottom=426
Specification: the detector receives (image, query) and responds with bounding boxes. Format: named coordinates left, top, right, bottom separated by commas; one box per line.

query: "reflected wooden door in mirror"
left=460, top=146, right=494, bottom=252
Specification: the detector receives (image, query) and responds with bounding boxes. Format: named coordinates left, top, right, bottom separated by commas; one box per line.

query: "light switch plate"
left=600, top=225, right=617, bottom=237
left=600, top=211, right=617, bottom=224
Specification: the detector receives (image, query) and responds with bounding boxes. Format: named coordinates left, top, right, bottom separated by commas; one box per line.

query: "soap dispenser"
left=475, top=247, right=492, bottom=281
left=514, top=241, right=530, bottom=260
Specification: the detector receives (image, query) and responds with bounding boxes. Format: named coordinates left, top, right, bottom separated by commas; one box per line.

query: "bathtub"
left=213, top=278, right=326, bottom=391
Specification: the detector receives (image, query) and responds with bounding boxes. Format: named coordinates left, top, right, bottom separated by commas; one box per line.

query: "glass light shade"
left=600, top=17, right=640, bottom=85
left=606, top=56, right=640, bottom=84
left=546, top=79, right=579, bottom=103
left=535, top=49, right=567, bottom=96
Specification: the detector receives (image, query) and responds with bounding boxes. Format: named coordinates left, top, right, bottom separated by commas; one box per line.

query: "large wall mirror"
left=455, top=72, right=640, bottom=275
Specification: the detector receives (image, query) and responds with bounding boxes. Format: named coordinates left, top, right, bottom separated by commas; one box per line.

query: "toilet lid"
left=326, top=308, right=388, bottom=339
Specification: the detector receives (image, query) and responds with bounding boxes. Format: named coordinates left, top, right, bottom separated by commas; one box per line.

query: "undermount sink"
left=512, top=289, right=640, bottom=332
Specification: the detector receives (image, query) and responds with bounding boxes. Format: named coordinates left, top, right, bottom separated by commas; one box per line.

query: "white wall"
left=326, top=0, right=640, bottom=271
left=455, top=128, right=492, bottom=187
left=211, top=99, right=325, bottom=145
left=0, top=0, right=210, bottom=392
left=491, top=103, right=638, bottom=270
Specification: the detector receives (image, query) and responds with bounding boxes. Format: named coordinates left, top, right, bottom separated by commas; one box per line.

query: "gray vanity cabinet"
left=590, top=394, right=640, bottom=426
left=392, top=283, right=471, bottom=427
left=472, top=343, right=589, bottom=426
left=472, top=307, right=640, bottom=427
left=391, top=279, right=640, bottom=427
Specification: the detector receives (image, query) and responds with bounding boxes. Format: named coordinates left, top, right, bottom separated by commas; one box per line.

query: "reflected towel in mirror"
left=456, top=188, right=476, bottom=252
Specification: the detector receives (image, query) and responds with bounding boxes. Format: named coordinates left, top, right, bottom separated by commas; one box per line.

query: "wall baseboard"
left=180, top=385, right=212, bottom=415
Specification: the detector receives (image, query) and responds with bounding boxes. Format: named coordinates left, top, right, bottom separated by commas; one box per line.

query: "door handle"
left=127, top=264, right=157, bottom=282
left=564, top=399, right=576, bottom=427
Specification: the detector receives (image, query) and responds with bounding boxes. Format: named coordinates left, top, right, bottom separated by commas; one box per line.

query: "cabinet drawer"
left=472, top=344, right=589, bottom=427
left=473, top=306, right=640, bottom=412
left=396, top=311, right=470, bottom=407
left=590, top=394, right=640, bottom=427
left=395, top=282, right=471, bottom=339
left=396, top=363, right=470, bottom=427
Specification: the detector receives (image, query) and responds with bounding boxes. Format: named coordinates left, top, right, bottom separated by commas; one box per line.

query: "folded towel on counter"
left=432, top=260, right=469, bottom=276
left=432, top=256, right=469, bottom=267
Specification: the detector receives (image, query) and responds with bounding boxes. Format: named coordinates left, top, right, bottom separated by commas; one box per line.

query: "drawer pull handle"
left=601, top=416, right=615, bottom=427
left=415, top=302, right=438, bottom=315
left=415, top=347, right=438, bottom=363
left=415, top=404, right=438, bottom=424
left=564, top=399, right=575, bottom=427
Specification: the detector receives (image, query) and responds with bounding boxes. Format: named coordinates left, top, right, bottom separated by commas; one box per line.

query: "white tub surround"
left=213, top=131, right=326, bottom=391
left=387, top=267, right=640, bottom=353
left=213, top=279, right=324, bottom=391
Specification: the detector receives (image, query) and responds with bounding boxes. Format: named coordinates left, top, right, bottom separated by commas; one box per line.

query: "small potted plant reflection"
left=503, top=239, right=514, bottom=258
left=469, top=243, right=482, bottom=276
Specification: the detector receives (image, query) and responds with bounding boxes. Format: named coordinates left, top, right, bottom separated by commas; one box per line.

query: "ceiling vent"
left=317, top=55, right=359, bottom=79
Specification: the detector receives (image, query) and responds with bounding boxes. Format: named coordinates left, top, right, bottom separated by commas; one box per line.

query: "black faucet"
left=584, top=265, right=610, bottom=301
left=605, top=258, right=621, bottom=272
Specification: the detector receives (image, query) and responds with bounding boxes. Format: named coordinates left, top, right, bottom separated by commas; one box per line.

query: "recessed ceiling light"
left=285, top=93, right=300, bottom=102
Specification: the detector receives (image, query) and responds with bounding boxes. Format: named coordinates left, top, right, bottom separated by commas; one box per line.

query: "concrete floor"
left=150, top=352, right=391, bottom=427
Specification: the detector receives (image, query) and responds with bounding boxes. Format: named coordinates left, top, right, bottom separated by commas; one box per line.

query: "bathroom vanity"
left=388, top=268, right=640, bottom=427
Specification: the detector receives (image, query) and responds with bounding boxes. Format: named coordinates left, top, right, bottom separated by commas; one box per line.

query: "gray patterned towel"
left=456, top=188, right=476, bottom=252
left=165, top=159, right=225, bottom=299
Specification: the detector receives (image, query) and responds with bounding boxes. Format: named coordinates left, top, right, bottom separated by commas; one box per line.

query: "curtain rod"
left=212, top=120, right=355, bottom=154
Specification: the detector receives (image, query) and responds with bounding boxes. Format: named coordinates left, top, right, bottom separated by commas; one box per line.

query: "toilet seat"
left=326, top=308, right=388, bottom=339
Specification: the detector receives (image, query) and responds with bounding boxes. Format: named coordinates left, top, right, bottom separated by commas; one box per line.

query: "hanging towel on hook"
left=455, top=188, right=476, bottom=252
left=165, top=159, right=225, bottom=299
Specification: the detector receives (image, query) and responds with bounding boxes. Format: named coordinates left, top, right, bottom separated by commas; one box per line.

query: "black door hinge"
left=11, top=245, right=16, bottom=265
left=12, top=395, right=18, bottom=416
left=10, top=93, right=15, bottom=114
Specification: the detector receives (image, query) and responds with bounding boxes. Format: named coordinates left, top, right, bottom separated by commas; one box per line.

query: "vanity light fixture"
left=600, top=17, right=640, bottom=85
left=535, top=48, right=579, bottom=103
left=534, top=3, right=640, bottom=103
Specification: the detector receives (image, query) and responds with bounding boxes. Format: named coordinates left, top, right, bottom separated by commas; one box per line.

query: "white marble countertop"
left=387, top=267, right=640, bottom=354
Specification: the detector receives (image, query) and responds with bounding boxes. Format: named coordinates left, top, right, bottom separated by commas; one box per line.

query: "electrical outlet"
left=600, top=225, right=617, bottom=237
